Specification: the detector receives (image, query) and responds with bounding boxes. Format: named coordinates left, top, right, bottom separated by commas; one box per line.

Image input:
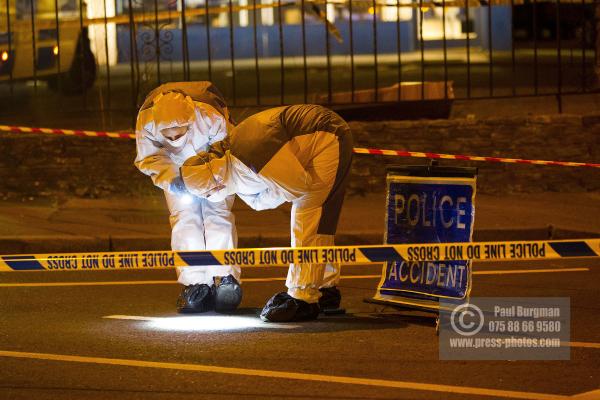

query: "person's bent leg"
left=165, top=191, right=215, bottom=313
left=260, top=204, right=326, bottom=322
left=286, top=131, right=342, bottom=302
left=287, top=205, right=329, bottom=303
left=315, top=147, right=351, bottom=310
left=165, top=191, right=208, bottom=284
left=306, top=125, right=353, bottom=309
left=202, top=194, right=242, bottom=312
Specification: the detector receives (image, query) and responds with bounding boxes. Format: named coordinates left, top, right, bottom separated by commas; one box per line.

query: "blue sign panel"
left=375, top=175, right=476, bottom=308
left=386, top=182, right=474, bottom=244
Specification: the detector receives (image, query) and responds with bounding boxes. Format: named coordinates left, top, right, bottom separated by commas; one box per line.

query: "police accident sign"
left=375, top=173, right=477, bottom=309
left=0, top=239, right=598, bottom=272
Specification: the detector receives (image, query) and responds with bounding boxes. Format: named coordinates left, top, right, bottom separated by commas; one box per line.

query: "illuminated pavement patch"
left=103, top=314, right=300, bottom=331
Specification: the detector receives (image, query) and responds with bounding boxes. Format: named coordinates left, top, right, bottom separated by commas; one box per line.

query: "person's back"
left=228, top=104, right=350, bottom=174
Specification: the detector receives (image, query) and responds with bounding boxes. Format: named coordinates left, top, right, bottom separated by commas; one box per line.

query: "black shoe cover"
left=176, top=284, right=215, bottom=313
left=260, top=292, right=320, bottom=322
left=318, top=286, right=341, bottom=311
left=214, top=275, right=243, bottom=313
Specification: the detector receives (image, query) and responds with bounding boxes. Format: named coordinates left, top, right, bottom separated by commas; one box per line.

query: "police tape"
left=0, top=125, right=135, bottom=140
left=2, top=124, right=598, bottom=169
left=1, top=239, right=598, bottom=272
left=353, top=148, right=600, bottom=169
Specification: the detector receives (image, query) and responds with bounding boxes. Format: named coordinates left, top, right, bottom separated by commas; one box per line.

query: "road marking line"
left=570, top=389, right=600, bottom=399
left=0, top=280, right=176, bottom=287
left=0, top=275, right=381, bottom=288
left=243, top=275, right=382, bottom=282
left=0, top=350, right=568, bottom=399
left=474, top=268, right=590, bottom=275
left=0, top=268, right=589, bottom=288
left=567, top=342, right=600, bottom=349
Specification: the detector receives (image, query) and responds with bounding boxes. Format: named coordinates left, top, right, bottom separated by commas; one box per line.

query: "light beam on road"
left=104, top=315, right=298, bottom=331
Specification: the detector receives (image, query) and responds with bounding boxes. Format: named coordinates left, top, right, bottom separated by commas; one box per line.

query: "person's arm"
left=195, top=103, right=233, bottom=145
left=133, top=111, right=180, bottom=191
left=237, top=187, right=287, bottom=211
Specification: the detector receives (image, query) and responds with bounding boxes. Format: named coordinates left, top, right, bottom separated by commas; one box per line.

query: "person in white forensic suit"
left=179, top=104, right=353, bottom=322
left=134, top=81, right=242, bottom=313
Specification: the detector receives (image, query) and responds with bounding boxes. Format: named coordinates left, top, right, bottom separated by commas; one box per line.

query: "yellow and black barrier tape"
left=1, top=239, right=599, bottom=272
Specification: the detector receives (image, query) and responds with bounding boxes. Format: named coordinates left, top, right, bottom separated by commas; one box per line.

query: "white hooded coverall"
left=181, top=105, right=353, bottom=303
left=134, top=81, right=240, bottom=286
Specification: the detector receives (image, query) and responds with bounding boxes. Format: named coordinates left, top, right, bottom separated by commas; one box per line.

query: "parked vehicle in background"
left=0, top=0, right=96, bottom=94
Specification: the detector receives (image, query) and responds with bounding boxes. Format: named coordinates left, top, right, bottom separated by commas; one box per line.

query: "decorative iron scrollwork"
left=133, top=0, right=175, bottom=102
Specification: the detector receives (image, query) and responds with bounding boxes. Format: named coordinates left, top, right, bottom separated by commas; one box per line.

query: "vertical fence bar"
left=228, top=0, right=236, bottom=105
left=349, top=0, right=355, bottom=102
left=204, top=0, right=212, bottom=82
left=596, top=0, right=600, bottom=93
left=556, top=0, right=562, bottom=112
left=419, top=0, right=425, bottom=100
left=252, top=0, right=261, bottom=104
left=181, top=0, right=190, bottom=81
left=277, top=0, right=284, bottom=104
left=127, top=0, right=138, bottom=116
left=442, top=0, right=448, bottom=99
left=465, top=0, right=471, bottom=97
left=153, top=0, right=161, bottom=85
left=568, top=14, right=573, bottom=66
left=325, top=0, right=332, bottom=103
left=103, top=0, right=111, bottom=112
left=581, top=0, right=586, bottom=91
left=396, top=0, right=402, bottom=101
left=53, top=0, right=61, bottom=94
left=5, top=0, right=13, bottom=94
left=533, top=0, right=538, bottom=95
left=511, top=0, right=516, bottom=96
left=301, top=0, right=308, bottom=103
left=78, top=0, right=87, bottom=108
left=487, top=1, right=493, bottom=96
left=372, top=0, right=379, bottom=101
left=29, top=0, right=38, bottom=93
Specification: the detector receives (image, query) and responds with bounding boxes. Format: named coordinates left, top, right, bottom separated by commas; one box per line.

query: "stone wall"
left=0, top=134, right=153, bottom=201
left=348, top=115, right=600, bottom=195
left=1, top=114, right=598, bottom=201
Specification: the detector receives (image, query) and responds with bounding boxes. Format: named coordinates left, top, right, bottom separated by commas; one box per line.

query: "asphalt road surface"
left=1, top=258, right=599, bottom=399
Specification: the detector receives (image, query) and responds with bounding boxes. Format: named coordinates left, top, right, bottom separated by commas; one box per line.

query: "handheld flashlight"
left=181, top=193, right=194, bottom=205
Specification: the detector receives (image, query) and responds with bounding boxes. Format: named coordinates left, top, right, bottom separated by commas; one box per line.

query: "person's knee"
left=203, top=216, right=235, bottom=233
left=170, top=216, right=206, bottom=250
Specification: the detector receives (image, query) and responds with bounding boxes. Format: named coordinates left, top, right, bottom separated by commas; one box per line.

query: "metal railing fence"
left=0, top=0, right=598, bottom=126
